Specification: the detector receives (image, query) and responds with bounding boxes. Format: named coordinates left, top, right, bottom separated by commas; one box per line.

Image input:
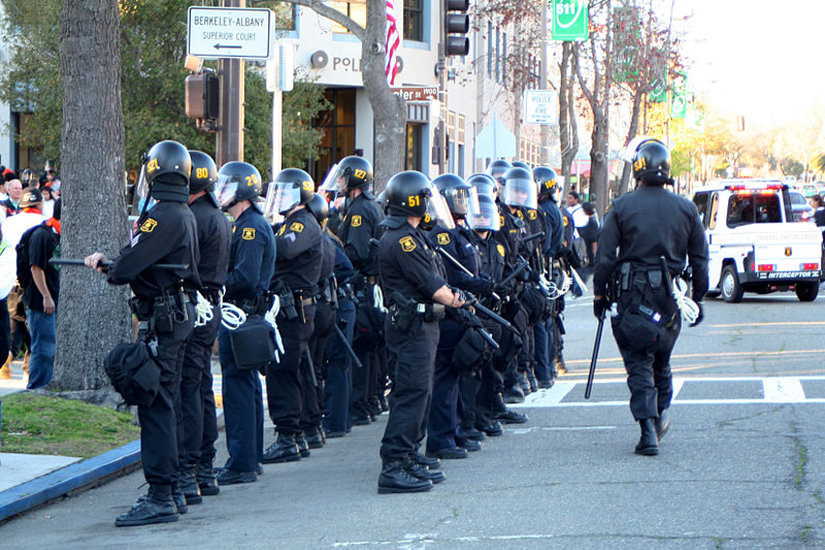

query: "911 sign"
left=551, top=0, right=589, bottom=41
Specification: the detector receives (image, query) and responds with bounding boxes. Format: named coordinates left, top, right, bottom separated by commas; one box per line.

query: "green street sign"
left=551, top=0, right=589, bottom=41
left=671, top=92, right=687, bottom=119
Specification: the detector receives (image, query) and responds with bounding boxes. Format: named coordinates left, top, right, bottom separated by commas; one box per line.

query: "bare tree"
left=558, top=41, right=580, bottom=195
left=575, top=0, right=614, bottom=213
left=52, top=0, right=131, bottom=395
left=267, top=0, right=405, bottom=190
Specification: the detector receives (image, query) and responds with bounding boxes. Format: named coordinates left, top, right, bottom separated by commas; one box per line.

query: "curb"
left=0, top=439, right=141, bottom=523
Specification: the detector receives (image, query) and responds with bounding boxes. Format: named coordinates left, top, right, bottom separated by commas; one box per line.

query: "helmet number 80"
left=195, top=167, right=209, bottom=179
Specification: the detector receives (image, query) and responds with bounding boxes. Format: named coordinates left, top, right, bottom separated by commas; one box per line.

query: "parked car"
left=692, top=179, right=822, bottom=302
left=788, top=190, right=814, bottom=222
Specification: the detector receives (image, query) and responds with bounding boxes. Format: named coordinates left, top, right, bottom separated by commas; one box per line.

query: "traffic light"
left=445, top=0, right=469, bottom=57
left=185, top=71, right=219, bottom=121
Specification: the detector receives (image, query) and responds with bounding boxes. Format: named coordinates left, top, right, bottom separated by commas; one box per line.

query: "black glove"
left=593, top=295, right=610, bottom=319
left=690, top=303, right=704, bottom=327
left=494, top=282, right=513, bottom=297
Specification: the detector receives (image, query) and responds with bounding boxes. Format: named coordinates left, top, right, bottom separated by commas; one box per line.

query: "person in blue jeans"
left=20, top=188, right=59, bottom=389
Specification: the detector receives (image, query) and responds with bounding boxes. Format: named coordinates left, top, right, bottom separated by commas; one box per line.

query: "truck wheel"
left=720, top=265, right=744, bottom=303
left=795, top=282, right=819, bottom=302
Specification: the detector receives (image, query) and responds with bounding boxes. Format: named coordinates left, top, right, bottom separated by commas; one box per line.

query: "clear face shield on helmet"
left=320, top=163, right=341, bottom=194
left=447, top=185, right=480, bottom=218
left=422, top=182, right=455, bottom=230
left=467, top=196, right=500, bottom=232
left=213, top=173, right=240, bottom=212
left=270, top=182, right=302, bottom=216
left=132, top=161, right=157, bottom=215
left=262, top=182, right=284, bottom=225
left=503, top=177, right=538, bottom=209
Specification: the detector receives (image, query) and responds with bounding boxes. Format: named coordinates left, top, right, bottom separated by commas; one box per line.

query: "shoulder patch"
left=399, top=236, right=416, bottom=252
left=528, top=209, right=537, bottom=220
left=350, top=215, right=362, bottom=228
left=516, top=210, right=524, bottom=219
left=242, top=227, right=256, bottom=240
left=277, top=224, right=286, bottom=236
left=289, top=221, right=304, bottom=233
left=562, top=216, right=569, bottom=226
left=499, top=214, right=505, bottom=227
left=497, top=244, right=506, bottom=258
left=139, top=218, right=158, bottom=233
left=437, top=232, right=450, bottom=245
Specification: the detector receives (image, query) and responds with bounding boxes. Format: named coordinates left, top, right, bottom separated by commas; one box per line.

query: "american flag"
left=385, top=0, right=401, bottom=85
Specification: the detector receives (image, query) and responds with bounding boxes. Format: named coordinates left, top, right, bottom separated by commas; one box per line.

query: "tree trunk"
left=53, top=0, right=131, bottom=392
left=619, top=88, right=644, bottom=195
left=559, top=42, right=576, bottom=195
left=362, top=0, right=406, bottom=192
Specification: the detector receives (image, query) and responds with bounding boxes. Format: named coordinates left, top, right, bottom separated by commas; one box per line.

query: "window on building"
left=457, top=115, right=466, bottom=177
left=331, top=0, right=367, bottom=33
left=311, top=88, right=357, bottom=183
left=404, top=0, right=424, bottom=41
left=502, top=32, right=507, bottom=83
left=495, top=29, right=501, bottom=82
left=406, top=124, right=423, bottom=171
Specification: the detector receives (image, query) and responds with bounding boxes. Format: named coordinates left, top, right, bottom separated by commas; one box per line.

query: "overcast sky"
left=671, top=0, right=825, bottom=130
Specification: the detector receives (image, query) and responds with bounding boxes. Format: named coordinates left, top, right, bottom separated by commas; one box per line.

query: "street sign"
left=392, top=87, right=438, bottom=101
left=524, top=90, right=556, bottom=125
left=187, top=6, right=273, bottom=60
left=551, top=0, right=589, bottom=41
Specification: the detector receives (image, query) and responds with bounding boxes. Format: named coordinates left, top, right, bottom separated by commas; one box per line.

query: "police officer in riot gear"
left=213, top=161, right=276, bottom=484
left=487, top=159, right=512, bottom=192
left=304, top=193, right=336, bottom=449
left=593, top=139, right=708, bottom=456
left=534, top=167, right=564, bottom=388
left=263, top=168, right=322, bottom=463
left=85, top=140, right=199, bottom=526
left=377, top=171, right=465, bottom=493
left=177, top=151, right=231, bottom=502
left=325, top=156, right=386, bottom=425
left=426, top=174, right=491, bottom=459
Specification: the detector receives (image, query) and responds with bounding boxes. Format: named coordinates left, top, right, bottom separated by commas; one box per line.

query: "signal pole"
left=216, top=0, right=245, bottom=166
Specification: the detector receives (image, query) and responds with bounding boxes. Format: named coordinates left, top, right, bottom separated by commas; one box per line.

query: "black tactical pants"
left=177, top=308, right=220, bottom=470
left=267, top=304, right=316, bottom=435
left=139, top=302, right=194, bottom=486
left=611, top=275, right=681, bottom=420
left=380, top=315, right=439, bottom=461
left=302, top=300, right=334, bottom=431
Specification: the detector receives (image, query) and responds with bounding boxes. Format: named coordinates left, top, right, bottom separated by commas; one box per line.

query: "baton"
left=461, top=291, right=519, bottom=335
left=584, top=314, right=605, bottom=399
left=436, top=247, right=502, bottom=302
left=521, top=231, right=545, bottom=243
left=304, top=343, right=319, bottom=388
left=476, top=327, right=500, bottom=350
left=50, top=259, right=190, bottom=270
left=497, top=259, right=530, bottom=289
left=333, top=323, right=363, bottom=369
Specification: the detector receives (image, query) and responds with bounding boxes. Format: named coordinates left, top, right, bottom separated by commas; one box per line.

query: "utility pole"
left=437, top=2, right=447, bottom=175
left=216, top=0, right=245, bottom=166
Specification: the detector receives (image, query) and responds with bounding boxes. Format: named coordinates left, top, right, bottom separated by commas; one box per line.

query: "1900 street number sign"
left=188, top=6, right=272, bottom=60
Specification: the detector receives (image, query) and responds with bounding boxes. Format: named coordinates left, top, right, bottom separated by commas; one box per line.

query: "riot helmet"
left=631, top=139, right=671, bottom=185
left=323, top=155, right=373, bottom=194
left=432, top=173, right=479, bottom=219
left=267, top=168, right=314, bottom=217
left=306, top=192, right=330, bottom=225
left=487, top=159, right=511, bottom=186
left=467, top=193, right=500, bottom=232
left=467, top=173, right=498, bottom=200
left=512, top=161, right=531, bottom=170
left=503, top=167, right=538, bottom=209
left=383, top=171, right=455, bottom=229
left=188, top=150, right=218, bottom=195
left=534, top=167, right=559, bottom=200
left=137, top=140, right=192, bottom=203
left=214, top=161, right=263, bottom=213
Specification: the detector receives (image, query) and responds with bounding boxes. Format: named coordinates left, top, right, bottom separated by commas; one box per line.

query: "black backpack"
left=15, top=222, right=47, bottom=290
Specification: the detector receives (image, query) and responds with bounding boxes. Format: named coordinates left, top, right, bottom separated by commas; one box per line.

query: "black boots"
left=179, top=468, right=202, bottom=505
left=378, top=459, right=433, bottom=494
left=656, top=409, right=670, bottom=440
left=635, top=418, right=659, bottom=456
left=262, top=432, right=301, bottom=464
left=196, top=463, right=220, bottom=496
left=492, top=393, right=529, bottom=424
left=115, top=485, right=178, bottom=527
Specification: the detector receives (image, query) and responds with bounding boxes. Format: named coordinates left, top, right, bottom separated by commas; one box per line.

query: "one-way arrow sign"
left=188, top=6, right=272, bottom=60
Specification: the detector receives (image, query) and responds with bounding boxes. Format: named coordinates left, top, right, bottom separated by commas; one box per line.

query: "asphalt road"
left=3, top=288, right=825, bottom=548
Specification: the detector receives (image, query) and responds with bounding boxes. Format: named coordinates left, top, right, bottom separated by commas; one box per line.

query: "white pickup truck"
left=691, top=179, right=822, bottom=302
